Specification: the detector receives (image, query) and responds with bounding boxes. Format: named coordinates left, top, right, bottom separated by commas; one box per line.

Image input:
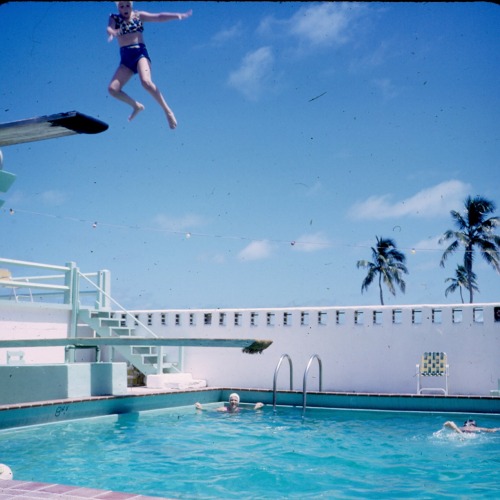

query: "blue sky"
left=1, top=1, right=499, bottom=309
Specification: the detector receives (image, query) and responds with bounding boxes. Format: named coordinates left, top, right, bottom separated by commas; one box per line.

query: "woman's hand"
left=107, top=27, right=120, bottom=42
left=179, top=10, right=193, bottom=20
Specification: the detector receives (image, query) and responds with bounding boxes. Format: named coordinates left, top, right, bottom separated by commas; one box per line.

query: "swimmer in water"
left=444, top=419, right=500, bottom=434
left=195, top=393, right=264, bottom=413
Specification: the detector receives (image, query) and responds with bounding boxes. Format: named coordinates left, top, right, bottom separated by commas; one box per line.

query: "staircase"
left=77, top=308, right=179, bottom=377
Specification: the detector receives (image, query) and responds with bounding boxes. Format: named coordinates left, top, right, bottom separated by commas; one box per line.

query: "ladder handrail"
left=302, top=354, right=322, bottom=417
left=79, top=272, right=184, bottom=376
left=78, top=272, right=158, bottom=339
left=273, top=354, right=293, bottom=412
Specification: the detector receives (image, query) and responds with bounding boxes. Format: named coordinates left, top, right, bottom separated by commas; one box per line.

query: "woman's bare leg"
left=108, top=65, right=145, bottom=121
left=136, top=58, right=177, bottom=129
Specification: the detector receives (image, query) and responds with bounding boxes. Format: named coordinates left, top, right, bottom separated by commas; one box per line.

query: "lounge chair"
left=416, top=352, right=449, bottom=395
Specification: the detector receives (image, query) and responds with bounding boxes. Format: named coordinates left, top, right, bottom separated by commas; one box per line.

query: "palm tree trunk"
left=465, top=244, right=474, bottom=303
left=378, top=273, right=384, bottom=305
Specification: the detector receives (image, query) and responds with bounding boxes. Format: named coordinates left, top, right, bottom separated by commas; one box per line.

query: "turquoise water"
left=1, top=405, right=499, bottom=499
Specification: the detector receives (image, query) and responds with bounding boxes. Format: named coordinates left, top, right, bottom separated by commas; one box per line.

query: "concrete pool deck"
left=0, top=479, right=170, bottom=499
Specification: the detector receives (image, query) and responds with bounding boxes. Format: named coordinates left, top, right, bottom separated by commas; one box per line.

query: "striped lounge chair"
left=416, top=352, right=449, bottom=395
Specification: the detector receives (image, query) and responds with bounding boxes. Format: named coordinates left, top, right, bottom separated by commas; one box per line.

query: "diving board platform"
left=0, top=337, right=273, bottom=354
left=0, top=111, right=109, bottom=147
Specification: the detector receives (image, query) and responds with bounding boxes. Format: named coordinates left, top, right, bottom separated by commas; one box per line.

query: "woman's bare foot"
left=166, top=110, right=177, bottom=129
left=128, top=102, right=145, bottom=121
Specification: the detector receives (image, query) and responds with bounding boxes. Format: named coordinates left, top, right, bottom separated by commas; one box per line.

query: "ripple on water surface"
left=0, top=406, right=499, bottom=498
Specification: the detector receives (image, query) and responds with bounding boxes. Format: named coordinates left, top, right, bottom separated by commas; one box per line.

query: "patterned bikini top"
left=111, top=12, right=144, bottom=36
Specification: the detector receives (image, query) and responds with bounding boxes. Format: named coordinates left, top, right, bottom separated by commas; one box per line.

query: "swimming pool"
left=1, top=403, right=499, bottom=499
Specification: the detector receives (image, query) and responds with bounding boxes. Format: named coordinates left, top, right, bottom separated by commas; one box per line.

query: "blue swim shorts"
left=119, top=43, right=151, bottom=74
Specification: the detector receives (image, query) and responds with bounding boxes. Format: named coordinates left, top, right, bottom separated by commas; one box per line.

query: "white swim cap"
left=229, top=393, right=240, bottom=403
left=0, top=464, right=13, bottom=480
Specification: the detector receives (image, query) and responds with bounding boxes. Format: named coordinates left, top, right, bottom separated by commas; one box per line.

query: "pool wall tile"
left=1, top=388, right=499, bottom=431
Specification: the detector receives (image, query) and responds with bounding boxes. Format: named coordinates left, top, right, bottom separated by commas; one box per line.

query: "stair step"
left=99, top=318, right=121, bottom=327
left=90, top=311, right=115, bottom=318
left=109, top=327, right=135, bottom=336
left=162, top=362, right=178, bottom=372
left=78, top=308, right=172, bottom=378
left=132, top=346, right=156, bottom=355
left=142, top=356, right=176, bottom=369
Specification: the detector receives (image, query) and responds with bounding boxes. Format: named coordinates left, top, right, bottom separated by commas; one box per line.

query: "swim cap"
left=229, top=393, right=240, bottom=403
left=0, top=464, right=13, bottom=480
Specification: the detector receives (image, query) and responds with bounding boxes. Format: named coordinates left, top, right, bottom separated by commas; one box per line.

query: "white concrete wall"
left=0, top=363, right=127, bottom=404
left=129, top=304, right=500, bottom=396
left=0, top=301, right=70, bottom=364
left=1, top=301, right=498, bottom=396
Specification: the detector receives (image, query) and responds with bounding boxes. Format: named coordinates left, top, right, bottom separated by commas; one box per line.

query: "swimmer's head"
left=115, top=1, right=133, bottom=19
left=463, top=419, right=477, bottom=427
left=115, top=1, right=133, bottom=10
left=229, top=393, right=240, bottom=405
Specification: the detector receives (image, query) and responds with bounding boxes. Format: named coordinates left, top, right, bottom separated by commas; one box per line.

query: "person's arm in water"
left=475, top=426, right=500, bottom=433
left=195, top=402, right=264, bottom=411
left=444, top=421, right=462, bottom=433
left=444, top=421, right=500, bottom=433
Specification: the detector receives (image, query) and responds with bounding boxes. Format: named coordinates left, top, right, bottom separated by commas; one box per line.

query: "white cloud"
left=40, top=190, right=67, bottom=206
left=153, top=213, right=205, bottom=232
left=211, top=22, right=243, bottom=45
left=238, top=240, right=274, bottom=261
left=198, top=252, right=227, bottom=264
left=349, top=40, right=393, bottom=73
left=292, top=232, right=331, bottom=252
left=259, top=2, right=366, bottom=48
left=372, top=77, right=398, bottom=100
left=290, top=2, right=363, bottom=46
left=228, top=46, right=274, bottom=100
left=348, top=180, right=471, bottom=220
left=412, top=235, right=443, bottom=252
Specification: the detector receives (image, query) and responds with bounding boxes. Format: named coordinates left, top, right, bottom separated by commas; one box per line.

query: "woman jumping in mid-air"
left=107, top=1, right=192, bottom=129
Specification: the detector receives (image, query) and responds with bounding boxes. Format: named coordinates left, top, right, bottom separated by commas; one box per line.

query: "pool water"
left=1, top=405, right=499, bottom=499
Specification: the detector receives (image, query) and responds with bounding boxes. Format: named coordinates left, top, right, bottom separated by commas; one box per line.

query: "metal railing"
left=302, top=354, right=322, bottom=418
left=78, top=272, right=180, bottom=374
left=273, top=354, right=293, bottom=412
left=0, top=257, right=180, bottom=374
left=0, top=258, right=103, bottom=307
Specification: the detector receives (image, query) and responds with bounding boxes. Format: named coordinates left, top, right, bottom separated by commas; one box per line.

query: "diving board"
left=0, top=337, right=273, bottom=354
left=0, top=111, right=109, bottom=147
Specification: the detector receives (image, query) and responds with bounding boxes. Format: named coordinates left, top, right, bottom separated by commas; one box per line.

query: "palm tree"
left=439, top=195, right=500, bottom=303
left=357, top=236, right=409, bottom=305
left=445, top=264, right=479, bottom=304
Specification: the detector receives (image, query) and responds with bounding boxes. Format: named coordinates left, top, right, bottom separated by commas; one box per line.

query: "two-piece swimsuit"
left=111, top=12, right=151, bottom=74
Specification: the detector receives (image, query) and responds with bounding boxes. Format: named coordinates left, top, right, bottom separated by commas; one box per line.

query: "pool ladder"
left=272, top=354, right=323, bottom=417
left=273, top=354, right=293, bottom=412
left=302, top=355, right=322, bottom=417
